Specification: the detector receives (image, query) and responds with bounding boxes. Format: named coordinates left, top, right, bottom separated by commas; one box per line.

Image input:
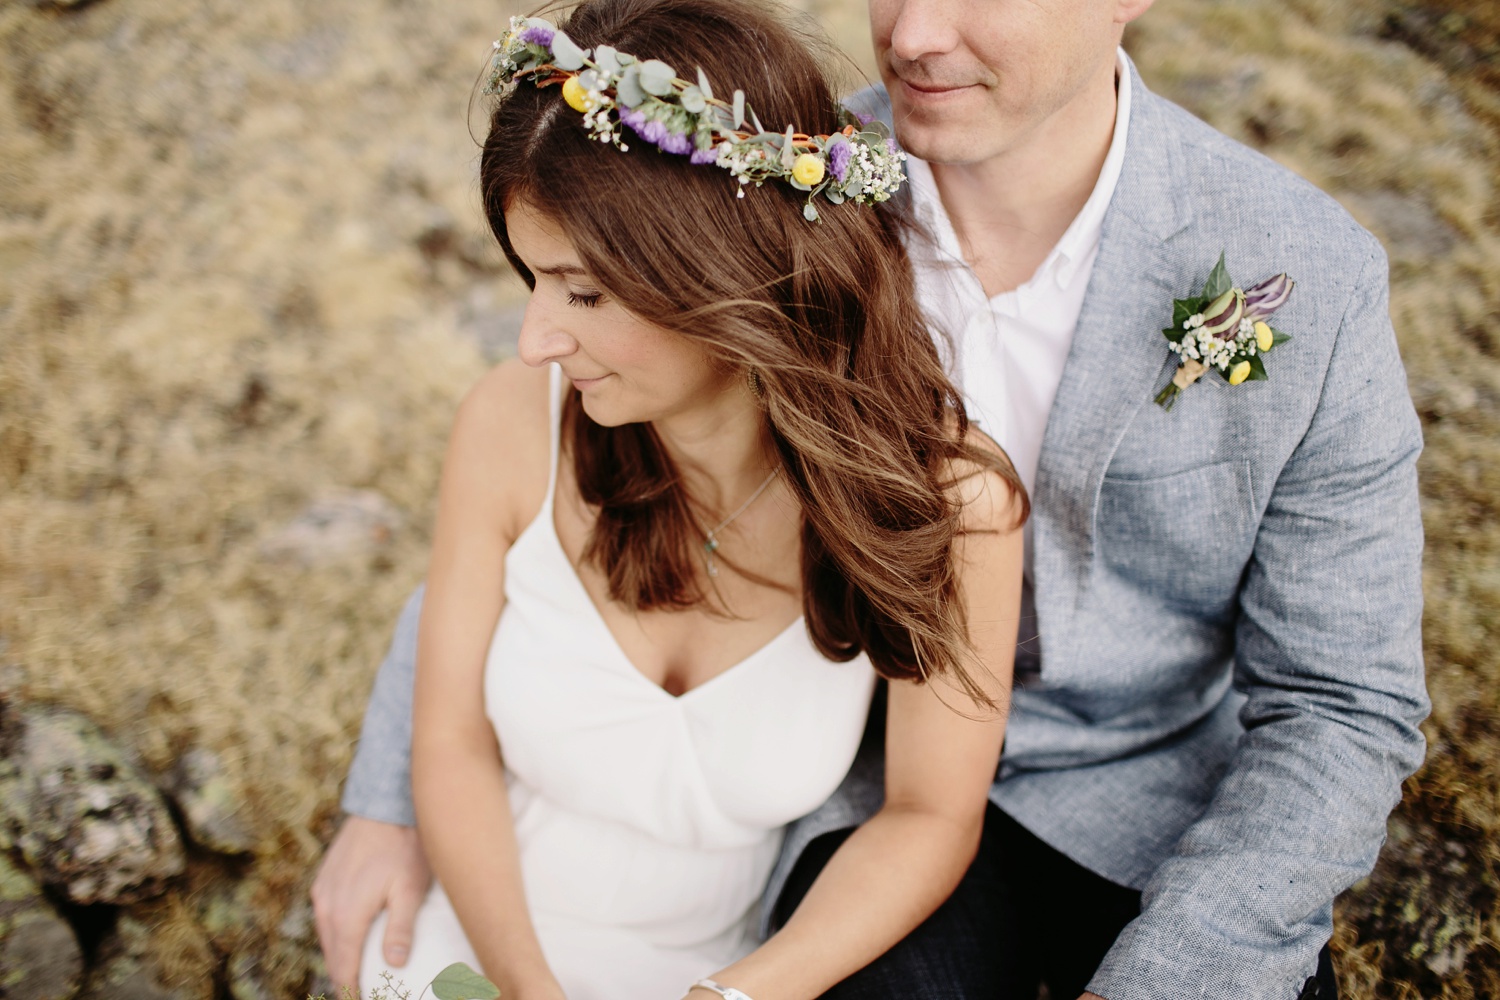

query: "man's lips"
left=901, top=78, right=973, bottom=93
left=894, top=77, right=982, bottom=101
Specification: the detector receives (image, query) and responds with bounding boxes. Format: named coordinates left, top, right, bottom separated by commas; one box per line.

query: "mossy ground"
left=1, top=0, right=1496, bottom=995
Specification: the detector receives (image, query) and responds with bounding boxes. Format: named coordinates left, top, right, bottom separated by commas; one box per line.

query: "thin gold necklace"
left=702, top=466, right=781, bottom=578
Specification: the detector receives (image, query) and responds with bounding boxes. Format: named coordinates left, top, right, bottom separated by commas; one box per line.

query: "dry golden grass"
left=1, top=0, right=1496, bottom=995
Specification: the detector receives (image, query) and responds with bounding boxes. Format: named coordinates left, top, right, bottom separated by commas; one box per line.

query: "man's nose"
left=885, top=0, right=961, bottom=63
left=516, top=297, right=579, bottom=368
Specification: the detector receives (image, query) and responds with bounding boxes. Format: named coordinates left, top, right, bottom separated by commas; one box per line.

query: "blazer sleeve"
left=338, top=584, right=425, bottom=826
left=1089, top=244, right=1430, bottom=1000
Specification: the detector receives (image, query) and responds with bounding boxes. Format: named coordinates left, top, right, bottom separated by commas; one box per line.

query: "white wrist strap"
left=691, top=978, right=755, bottom=1000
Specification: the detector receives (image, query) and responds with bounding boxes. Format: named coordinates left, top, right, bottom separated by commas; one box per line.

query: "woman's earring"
left=746, top=369, right=765, bottom=400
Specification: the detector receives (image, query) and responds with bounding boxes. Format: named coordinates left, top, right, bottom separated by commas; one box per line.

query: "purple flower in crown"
left=690, top=145, right=718, bottom=165
left=657, top=131, right=693, bottom=155
left=854, top=111, right=874, bottom=125
left=828, top=141, right=853, bottom=182
left=518, top=26, right=554, bottom=47
left=618, top=107, right=647, bottom=132
left=639, top=119, right=668, bottom=145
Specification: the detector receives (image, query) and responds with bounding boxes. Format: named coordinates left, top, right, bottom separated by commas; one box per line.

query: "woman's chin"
left=577, top=395, right=636, bottom=428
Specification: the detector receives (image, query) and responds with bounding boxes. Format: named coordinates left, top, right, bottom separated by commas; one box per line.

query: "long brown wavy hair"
left=478, top=0, right=1027, bottom=700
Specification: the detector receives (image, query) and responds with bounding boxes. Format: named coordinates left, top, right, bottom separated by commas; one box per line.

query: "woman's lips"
left=568, top=374, right=610, bottom=390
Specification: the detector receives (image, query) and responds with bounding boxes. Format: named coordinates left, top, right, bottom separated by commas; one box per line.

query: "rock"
left=227, top=919, right=324, bottom=1000
left=258, top=489, right=403, bottom=567
left=195, top=872, right=257, bottom=953
left=0, top=704, right=184, bottom=905
left=162, top=747, right=256, bottom=855
left=78, top=914, right=213, bottom=1000
left=0, top=852, right=84, bottom=1000
left=225, top=952, right=274, bottom=1000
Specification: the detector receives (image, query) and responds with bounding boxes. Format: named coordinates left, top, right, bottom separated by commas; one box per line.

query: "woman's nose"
left=516, top=297, right=579, bottom=368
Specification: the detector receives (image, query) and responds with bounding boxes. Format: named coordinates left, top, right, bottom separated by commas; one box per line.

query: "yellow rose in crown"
left=791, top=152, right=826, bottom=187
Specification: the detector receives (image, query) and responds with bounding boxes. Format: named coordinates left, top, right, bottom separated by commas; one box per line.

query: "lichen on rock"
left=0, top=851, right=84, bottom=1000
left=0, top=703, right=184, bottom=905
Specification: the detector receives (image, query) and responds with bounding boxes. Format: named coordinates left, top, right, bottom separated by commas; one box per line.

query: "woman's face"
left=507, top=199, right=736, bottom=428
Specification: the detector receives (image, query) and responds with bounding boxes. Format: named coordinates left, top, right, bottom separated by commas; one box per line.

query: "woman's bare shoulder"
left=444, top=359, right=555, bottom=543
left=945, top=425, right=1027, bottom=535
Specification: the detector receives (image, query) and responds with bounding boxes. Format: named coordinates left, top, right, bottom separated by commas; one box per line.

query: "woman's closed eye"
left=566, top=290, right=603, bottom=308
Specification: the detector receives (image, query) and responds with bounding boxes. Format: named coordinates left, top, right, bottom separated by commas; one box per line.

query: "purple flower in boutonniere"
left=1154, top=253, right=1295, bottom=410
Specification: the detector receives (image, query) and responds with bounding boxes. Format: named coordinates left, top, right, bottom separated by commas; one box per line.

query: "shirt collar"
left=903, top=47, right=1133, bottom=295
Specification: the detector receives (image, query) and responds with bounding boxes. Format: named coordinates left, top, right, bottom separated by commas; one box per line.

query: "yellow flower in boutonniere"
left=1154, top=253, right=1296, bottom=411
left=792, top=153, right=826, bottom=187
left=1254, top=321, right=1274, bottom=352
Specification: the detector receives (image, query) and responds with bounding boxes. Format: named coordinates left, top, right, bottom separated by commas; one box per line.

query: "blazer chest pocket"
left=1096, top=460, right=1257, bottom=612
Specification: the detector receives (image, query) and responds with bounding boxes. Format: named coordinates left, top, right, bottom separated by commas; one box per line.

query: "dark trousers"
left=770, top=804, right=1339, bottom=1000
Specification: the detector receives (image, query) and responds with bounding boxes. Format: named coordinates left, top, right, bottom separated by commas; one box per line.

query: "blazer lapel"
left=1031, top=60, right=1201, bottom=675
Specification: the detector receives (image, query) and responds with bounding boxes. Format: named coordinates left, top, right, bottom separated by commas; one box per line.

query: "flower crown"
left=482, top=17, right=907, bottom=221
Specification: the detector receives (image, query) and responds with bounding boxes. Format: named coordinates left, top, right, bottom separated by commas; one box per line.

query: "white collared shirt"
left=905, top=49, right=1132, bottom=573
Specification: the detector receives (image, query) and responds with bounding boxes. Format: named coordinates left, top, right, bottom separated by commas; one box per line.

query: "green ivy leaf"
left=1245, top=355, right=1269, bottom=381
left=1270, top=326, right=1293, bottom=347
left=1202, top=251, right=1232, bottom=300
left=431, top=963, right=501, bottom=1000
left=1163, top=326, right=1187, bottom=344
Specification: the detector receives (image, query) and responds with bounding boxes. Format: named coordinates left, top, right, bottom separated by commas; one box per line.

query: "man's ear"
left=1113, top=0, right=1156, bottom=26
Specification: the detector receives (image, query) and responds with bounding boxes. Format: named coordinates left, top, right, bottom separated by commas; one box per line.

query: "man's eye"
left=566, top=291, right=602, bottom=308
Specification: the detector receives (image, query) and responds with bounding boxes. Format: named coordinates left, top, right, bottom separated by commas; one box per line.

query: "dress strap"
left=543, top=363, right=565, bottom=509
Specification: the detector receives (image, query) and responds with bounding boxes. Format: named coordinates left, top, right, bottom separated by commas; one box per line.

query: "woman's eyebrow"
left=534, top=263, right=589, bottom=277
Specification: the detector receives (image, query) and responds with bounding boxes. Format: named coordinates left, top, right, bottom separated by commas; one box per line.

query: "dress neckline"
left=529, top=366, right=805, bottom=701
left=542, top=510, right=805, bottom=700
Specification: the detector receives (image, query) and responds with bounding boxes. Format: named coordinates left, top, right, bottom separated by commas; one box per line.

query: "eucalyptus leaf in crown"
left=483, top=16, right=907, bottom=221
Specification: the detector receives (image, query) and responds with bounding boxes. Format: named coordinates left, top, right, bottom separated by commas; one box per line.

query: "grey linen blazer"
left=342, top=57, right=1429, bottom=1000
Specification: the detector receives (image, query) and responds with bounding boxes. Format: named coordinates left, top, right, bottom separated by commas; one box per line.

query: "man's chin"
left=888, top=99, right=1002, bottom=166
left=892, top=120, right=991, bottom=167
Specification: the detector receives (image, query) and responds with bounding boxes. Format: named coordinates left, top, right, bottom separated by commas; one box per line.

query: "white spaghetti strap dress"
left=361, top=366, right=876, bottom=999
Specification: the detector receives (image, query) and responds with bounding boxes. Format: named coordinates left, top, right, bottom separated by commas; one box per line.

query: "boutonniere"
left=1154, top=253, right=1295, bottom=410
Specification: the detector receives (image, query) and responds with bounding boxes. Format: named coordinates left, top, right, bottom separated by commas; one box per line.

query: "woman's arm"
left=410, top=361, right=563, bottom=1000
left=706, top=460, right=1024, bottom=999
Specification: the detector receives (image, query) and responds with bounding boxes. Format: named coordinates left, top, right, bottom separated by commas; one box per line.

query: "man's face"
left=869, top=0, right=1134, bottom=166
